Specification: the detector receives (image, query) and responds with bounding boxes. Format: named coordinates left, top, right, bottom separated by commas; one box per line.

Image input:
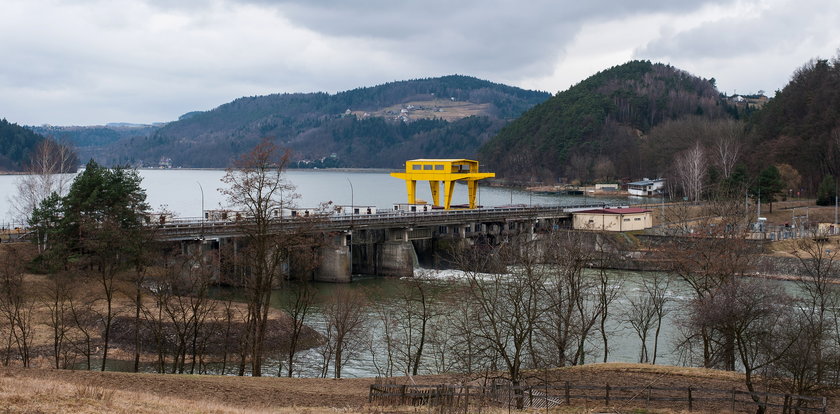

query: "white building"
left=627, top=178, right=665, bottom=196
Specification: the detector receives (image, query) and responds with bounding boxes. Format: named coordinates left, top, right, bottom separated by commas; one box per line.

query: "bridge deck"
left=156, top=204, right=605, bottom=240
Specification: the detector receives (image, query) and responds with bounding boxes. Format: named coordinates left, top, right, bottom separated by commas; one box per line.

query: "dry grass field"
left=0, top=363, right=832, bottom=413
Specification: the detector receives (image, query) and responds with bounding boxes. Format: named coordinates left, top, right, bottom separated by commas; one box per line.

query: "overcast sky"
left=1, top=0, right=838, bottom=126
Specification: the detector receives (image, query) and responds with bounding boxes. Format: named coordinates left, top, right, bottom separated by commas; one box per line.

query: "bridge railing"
left=160, top=203, right=607, bottom=226
left=149, top=203, right=613, bottom=239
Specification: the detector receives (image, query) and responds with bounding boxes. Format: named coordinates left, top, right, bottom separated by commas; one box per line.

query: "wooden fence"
left=368, top=381, right=828, bottom=413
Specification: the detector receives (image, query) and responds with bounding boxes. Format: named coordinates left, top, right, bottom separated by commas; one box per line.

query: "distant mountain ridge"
left=94, top=75, right=551, bottom=168
left=30, top=124, right=159, bottom=165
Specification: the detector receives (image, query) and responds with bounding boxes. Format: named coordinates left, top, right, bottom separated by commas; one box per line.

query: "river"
left=1, top=168, right=680, bottom=377
left=206, top=268, right=691, bottom=378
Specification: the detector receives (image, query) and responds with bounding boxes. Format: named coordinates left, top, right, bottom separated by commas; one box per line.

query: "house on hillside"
left=628, top=178, right=665, bottom=196
left=729, top=94, right=769, bottom=109
left=573, top=208, right=653, bottom=232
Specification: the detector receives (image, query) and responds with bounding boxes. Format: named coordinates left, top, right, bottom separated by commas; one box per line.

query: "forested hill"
left=479, top=61, right=732, bottom=183
left=0, top=119, right=51, bottom=171
left=103, top=75, right=550, bottom=168
left=746, top=57, right=840, bottom=190
left=29, top=124, right=159, bottom=167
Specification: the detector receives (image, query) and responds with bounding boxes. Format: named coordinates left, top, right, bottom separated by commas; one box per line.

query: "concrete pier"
left=314, top=242, right=352, bottom=283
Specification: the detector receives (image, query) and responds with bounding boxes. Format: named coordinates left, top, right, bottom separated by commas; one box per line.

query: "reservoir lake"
left=1, top=168, right=639, bottom=224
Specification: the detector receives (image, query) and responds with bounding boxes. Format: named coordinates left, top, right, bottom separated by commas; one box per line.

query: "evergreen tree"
left=752, top=165, right=784, bottom=213
left=723, top=164, right=750, bottom=197
left=816, top=175, right=837, bottom=206
left=29, top=159, right=150, bottom=371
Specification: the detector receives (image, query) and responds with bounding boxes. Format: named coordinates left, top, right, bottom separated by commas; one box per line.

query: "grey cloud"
left=636, top=0, right=840, bottom=61
left=231, top=0, right=735, bottom=79
left=631, top=0, right=840, bottom=96
left=5, top=0, right=828, bottom=126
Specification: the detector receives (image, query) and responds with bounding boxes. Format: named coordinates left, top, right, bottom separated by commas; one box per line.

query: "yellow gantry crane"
left=390, top=159, right=495, bottom=210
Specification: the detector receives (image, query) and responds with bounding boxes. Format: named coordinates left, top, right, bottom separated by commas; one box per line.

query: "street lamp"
left=197, top=181, right=205, bottom=239
left=346, top=177, right=354, bottom=276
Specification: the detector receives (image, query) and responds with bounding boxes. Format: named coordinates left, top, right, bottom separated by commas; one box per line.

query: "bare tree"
left=648, top=274, right=671, bottom=365
left=540, top=231, right=603, bottom=367
left=712, top=120, right=742, bottom=179
left=665, top=197, right=758, bottom=369
left=67, top=290, right=98, bottom=371
left=42, top=271, right=74, bottom=369
left=696, top=279, right=796, bottom=414
left=626, top=288, right=657, bottom=363
left=0, top=244, right=35, bottom=367
left=625, top=274, right=670, bottom=364
left=81, top=218, right=129, bottom=371
left=369, top=299, right=398, bottom=377
left=126, top=211, right=164, bottom=372
left=453, top=237, right=545, bottom=406
left=592, top=156, right=616, bottom=182
left=392, top=271, right=440, bottom=376
left=10, top=139, right=76, bottom=223
left=443, top=286, right=491, bottom=375
left=217, top=299, right=242, bottom=375
left=674, top=142, right=707, bottom=202
left=780, top=234, right=840, bottom=394
left=143, top=267, right=173, bottom=374
left=425, top=314, right=458, bottom=375
left=776, top=163, right=802, bottom=197
left=154, top=247, right=217, bottom=374
left=279, top=281, right=316, bottom=377
left=220, top=140, right=300, bottom=376
left=321, top=288, right=369, bottom=378
left=593, top=236, right=621, bottom=363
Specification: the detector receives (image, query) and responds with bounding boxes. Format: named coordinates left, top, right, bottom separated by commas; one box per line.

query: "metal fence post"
left=688, top=386, right=693, bottom=411
left=565, top=381, right=570, bottom=404
left=731, top=387, right=736, bottom=413
left=605, top=383, right=610, bottom=406
left=464, top=386, right=469, bottom=414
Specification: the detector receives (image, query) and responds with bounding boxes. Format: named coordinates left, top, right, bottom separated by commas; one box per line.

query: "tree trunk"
left=133, top=286, right=141, bottom=372
left=101, top=290, right=112, bottom=372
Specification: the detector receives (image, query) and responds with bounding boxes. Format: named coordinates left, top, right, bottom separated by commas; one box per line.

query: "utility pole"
left=660, top=189, right=665, bottom=228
